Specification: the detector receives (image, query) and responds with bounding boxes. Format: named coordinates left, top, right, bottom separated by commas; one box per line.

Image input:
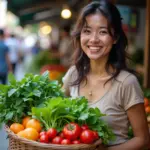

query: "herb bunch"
left=0, top=71, right=64, bottom=124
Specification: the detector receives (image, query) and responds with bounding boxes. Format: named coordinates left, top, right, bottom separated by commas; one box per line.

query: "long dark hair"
left=71, top=0, right=135, bottom=86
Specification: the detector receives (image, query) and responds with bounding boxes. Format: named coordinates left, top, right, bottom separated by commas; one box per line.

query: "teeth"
left=89, top=46, right=100, bottom=51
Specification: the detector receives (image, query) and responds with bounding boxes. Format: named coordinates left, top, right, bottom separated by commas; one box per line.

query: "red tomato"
left=40, top=131, right=47, bottom=137
left=92, top=131, right=99, bottom=140
left=47, top=128, right=57, bottom=139
left=52, top=136, right=63, bottom=144
left=72, top=140, right=81, bottom=144
left=80, top=130, right=94, bottom=144
left=81, top=124, right=89, bottom=131
left=63, top=123, right=81, bottom=141
left=40, top=134, right=49, bottom=143
left=59, top=132, right=65, bottom=138
left=61, top=139, right=71, bottom=144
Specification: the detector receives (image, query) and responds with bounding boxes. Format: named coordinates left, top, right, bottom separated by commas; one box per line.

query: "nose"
left=90, top=32, right=100, bottom=43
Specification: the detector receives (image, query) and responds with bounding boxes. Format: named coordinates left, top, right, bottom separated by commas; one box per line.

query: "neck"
left=90, top=56, right=109, bottom=76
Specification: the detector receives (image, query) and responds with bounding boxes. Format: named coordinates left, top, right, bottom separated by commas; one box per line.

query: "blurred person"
left=31, top=40, right=41, bottom=55
left=52, top=26, right=73, bottom=68
left=5, top=33, right=20, bottom=74
left=0, top=29, right=12, bottom=84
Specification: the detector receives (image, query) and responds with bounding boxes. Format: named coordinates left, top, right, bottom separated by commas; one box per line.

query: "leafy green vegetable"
left=128, top=126, right=134, bottom=139
left=32, top=96, right=115, bottom=144
left=0, top=71, right=64, bottom=125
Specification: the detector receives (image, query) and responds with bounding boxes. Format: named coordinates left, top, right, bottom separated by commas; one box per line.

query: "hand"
left=95, top=144, right=107, bottom=150
left=94, top=139, right=107, bottom=150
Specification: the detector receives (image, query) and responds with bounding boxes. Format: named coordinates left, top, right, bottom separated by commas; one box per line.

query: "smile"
left=88, top=46, right=102, bottom=52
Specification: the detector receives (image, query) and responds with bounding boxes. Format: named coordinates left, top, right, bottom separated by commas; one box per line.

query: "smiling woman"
left=62, top=0, right=150, bottom=150
left=80, top=13, right=116, bottom=61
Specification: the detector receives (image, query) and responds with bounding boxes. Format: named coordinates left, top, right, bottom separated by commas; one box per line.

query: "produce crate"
left=5, top=126, right=102, bottom=150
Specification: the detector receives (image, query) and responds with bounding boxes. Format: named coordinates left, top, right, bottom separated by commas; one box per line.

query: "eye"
left=82, top=29, right=91, bottom=34
left=99, top=30, right=108, bottom=35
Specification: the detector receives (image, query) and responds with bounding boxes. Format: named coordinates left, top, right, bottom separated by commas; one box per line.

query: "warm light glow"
left=61, top=9, right=72, bottom=19
left=40, top=25, right=52, bottom=35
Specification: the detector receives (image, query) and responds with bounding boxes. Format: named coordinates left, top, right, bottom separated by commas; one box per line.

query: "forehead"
left=84, top=13, right=108, bottom=28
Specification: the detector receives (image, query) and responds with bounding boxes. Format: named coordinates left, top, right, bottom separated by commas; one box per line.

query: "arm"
left=61, top=66, right=75, bottom=97
left=62, top=84, right=70, bottom=96
left=5, top=53, right=12, bottom=72
left=97, top=103, right=150, bottom=150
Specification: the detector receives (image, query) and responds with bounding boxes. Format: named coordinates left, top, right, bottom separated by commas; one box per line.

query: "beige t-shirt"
left=62, top=66, right=144, bottom=146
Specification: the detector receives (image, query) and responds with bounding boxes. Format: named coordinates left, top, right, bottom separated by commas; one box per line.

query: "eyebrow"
left=83, top=24, right=108, bottom=29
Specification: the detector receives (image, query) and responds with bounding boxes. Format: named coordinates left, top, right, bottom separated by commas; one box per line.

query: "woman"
left=62, top=1, right=150, bottom=149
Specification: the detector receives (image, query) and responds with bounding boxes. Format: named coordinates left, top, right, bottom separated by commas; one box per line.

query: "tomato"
left=81, top=124, right=89, bottom=131
left=145, top=106, right=150, bottom=114
left=47, top=128, right=57, bottom=139
left=40, top=134, right=49, bottom=143
left=80, top=129, right=94, bottom=144
left=52, top=136, right=63, bottom=144
left=92, top=131, right=99, bottom=141
left=40, top=131, right=47, bottom=137
left=63, top=123, right=81, bottom=141
left=72, top=140, right=81, bottom=144
left=61, top=139, right=71, bottom=144
left=144, top=98, right=149, bottom=107
left=59, top=132, right=65, bottom=138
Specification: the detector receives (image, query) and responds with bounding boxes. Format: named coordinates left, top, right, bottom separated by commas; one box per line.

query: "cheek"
left=103, top=37, right=114, bottom=48
left=80, top=36, right=87, bottom=47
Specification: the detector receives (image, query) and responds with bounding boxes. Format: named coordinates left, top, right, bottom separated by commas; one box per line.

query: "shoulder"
left=116, top=70, right=138, bottom=86
left=66, top=66, right=77, bottom=76
left=62, top=66, right=78, bottom=83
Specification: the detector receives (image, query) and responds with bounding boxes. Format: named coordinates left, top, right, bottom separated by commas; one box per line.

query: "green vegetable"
left=0, top=71, right=64, bottom=125
left=32, top=96, right=115, bottom=144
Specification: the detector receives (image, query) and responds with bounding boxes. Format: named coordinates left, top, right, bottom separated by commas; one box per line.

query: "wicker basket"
left=5, top=126, right=102, bottom=150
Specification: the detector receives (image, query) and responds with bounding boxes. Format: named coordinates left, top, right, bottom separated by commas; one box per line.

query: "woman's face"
left=80, top=12, right=116, bottom=61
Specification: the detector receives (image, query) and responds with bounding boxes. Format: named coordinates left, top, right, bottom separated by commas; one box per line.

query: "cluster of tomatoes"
left=10, top=117, right=99, bottom=145
left=39, top=122, right=99, bottom=144
left=144, top=97, right=150, bottom=114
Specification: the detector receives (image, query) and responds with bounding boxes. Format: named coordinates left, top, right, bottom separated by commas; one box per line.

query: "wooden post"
left=144, top=0, right=150, bottom=88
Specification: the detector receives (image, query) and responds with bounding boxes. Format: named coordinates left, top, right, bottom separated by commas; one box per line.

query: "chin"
left=87, top=54, right=102, bottom=60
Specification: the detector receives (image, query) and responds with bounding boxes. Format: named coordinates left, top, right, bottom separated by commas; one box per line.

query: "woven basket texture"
left=5, top=126, right=101, bottom=150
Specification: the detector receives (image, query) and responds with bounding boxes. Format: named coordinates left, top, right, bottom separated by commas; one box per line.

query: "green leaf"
left=5, top=112, right=14, bottom=121
left=33, top=90, right=41, bottom=97
left=40, top=71, right=49, bottom=81
left=8, top=89, right=17, bottom=97
left=8, top=73, right=16, bottom=85
left=78, top=112, right=89, bottom=120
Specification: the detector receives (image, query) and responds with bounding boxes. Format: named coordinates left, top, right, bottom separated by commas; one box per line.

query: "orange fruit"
left=49, top=71, right=61, bottom=80
left=26, top=119, right=42, bottom=132
left=145, top=106, right=150, bottom=114
left=17, top=130, right=27, bottom=138
left=144, top=97, right=149, bottom=107
left=17, top=128, right=39, bottom=141
left=22, top=116, right=31, bottom=128
left=10, top=123, right=24, bottom=134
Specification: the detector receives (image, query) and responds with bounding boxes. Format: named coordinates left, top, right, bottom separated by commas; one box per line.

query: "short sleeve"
left=121, top=75, right=144, bottom=111
left=62, top=66, right=77, bottom=89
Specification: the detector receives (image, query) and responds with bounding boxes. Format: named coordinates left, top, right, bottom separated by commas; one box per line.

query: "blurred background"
left=0, top=0, right=150, bottom=149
